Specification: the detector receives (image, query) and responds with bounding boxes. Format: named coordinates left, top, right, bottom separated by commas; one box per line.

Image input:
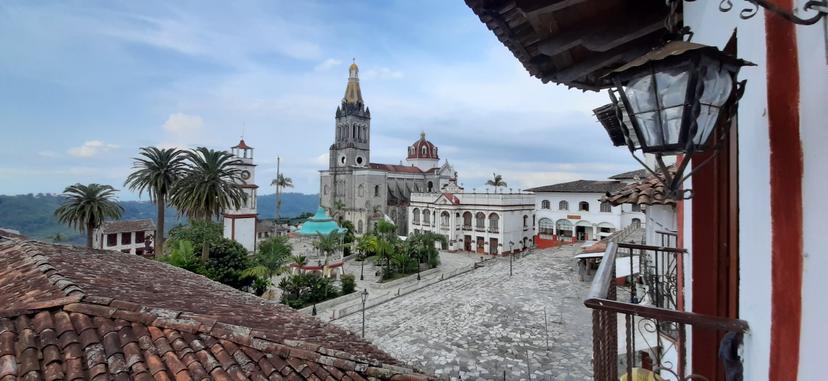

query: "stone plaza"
left=332, top=245, right=593, bottom=381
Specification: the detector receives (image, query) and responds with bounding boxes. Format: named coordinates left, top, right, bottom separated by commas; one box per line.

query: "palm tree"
left=486, top=173, right=508, bottom=192
left=315, top=231, right=343, bottom=263
left=375, top=219, right=396, bottom=240
left=170, top=147, right=246, bottom=261
left=124, top=147, right=186, bottom=256
left=329, top=199, right=346, bottom=222
left=271, top=173, right=293, bottom=223
left=54, top=184, right=124, bottom=248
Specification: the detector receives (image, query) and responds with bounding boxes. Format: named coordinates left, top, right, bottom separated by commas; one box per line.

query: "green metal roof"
left=297, top=207, right=345, bottom=236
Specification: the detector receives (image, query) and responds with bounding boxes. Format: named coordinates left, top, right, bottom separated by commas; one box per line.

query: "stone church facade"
left=319, top=62, right=456, bottom=235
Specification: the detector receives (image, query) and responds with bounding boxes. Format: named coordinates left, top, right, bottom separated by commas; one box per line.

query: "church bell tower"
left=330, top=60, right=371, bottom=170
left=223, top=139, right=258, bottom=252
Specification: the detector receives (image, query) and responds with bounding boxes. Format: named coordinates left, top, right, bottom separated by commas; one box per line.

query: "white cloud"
left=67, top=140, right=119, bottom=158
left=162, top=112, right=203, bottom=135
left=314, top=58, right=341, bottom=71
left=314, top=153, right=329, bottom=166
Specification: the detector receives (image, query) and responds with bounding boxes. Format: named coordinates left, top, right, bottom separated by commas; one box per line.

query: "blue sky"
left=0, top=1, right=637, bottom=200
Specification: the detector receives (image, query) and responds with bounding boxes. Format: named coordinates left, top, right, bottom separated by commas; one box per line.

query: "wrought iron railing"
left=462, top=225, right=472, bottom=231
left=585, top=242, right=749, bottom=380
left=488, top=227, right=499, bottom=233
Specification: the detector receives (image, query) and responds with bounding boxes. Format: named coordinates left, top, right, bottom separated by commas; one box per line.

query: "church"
left=319, top=61, right=457, bottom=235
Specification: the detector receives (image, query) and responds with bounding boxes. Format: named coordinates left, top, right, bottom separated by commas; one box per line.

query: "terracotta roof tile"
left=526, top=180, right=625, bottom=194
left=601, top=168, right=678, bottom=206
left=0, top=237, right=435, bottom=380
left=100, top=219, right=156, bottom=234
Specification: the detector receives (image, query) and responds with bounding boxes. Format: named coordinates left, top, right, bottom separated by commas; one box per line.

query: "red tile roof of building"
left=99, top=220, right=156, bottom=235
left=0, top=237, right=434, bottom=380
left=232, top=139, right=253, bottom=150
left=526, top=180, right=624, bottom=194
left=368, top=163, right=425, bottom=174
left=601, top=169, right=677, bottom=206
left=406, top=133, right=439, bottom=160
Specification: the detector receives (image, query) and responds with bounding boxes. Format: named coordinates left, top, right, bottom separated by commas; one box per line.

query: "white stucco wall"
left=795, top=3, right=828, bottom=378
left=533, top=191, right=645, bottom=239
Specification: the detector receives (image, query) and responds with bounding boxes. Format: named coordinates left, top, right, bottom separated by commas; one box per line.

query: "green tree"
left=159, top=239, right=203, bottom=273
left=407, top=231, right=446, bottom=269
left=170, top=147, right=246, bottom=261
left=486, top=173, right=508, bottom=192
left=375, top=219, right=396, bottom=240
left=54, top=183, right=124, bottom=248
left=330, top=199, right=346, bottom=222
left=278, top=272, right=339, bottom=309
left=290, top=255, right=308, bottom=267
left=271, top=173, right=293, bottom=223
left=356, top=233, right=375, bottom=258
left=243, top=235, right=292, bottom=283
left=167, top=221, right=223, bottom=248
left=124, top=147, right=186, bottom=256
left=340, top=273, right=356, bottom=295
left=340, top=220, right=355, bottom=256
left=202, top=238, right=254, bottom=290
left=314, top=231, right=343, bottom=263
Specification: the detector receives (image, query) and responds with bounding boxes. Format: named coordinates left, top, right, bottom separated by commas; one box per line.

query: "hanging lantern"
left=607, top=41, right=753, bottom=155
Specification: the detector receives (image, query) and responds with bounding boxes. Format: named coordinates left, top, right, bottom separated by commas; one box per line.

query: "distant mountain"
left=0, top=192, right=319, bottom=243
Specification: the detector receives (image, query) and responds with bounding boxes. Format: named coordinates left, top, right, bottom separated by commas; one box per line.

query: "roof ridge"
left=52, top=297, right=428, bottom=378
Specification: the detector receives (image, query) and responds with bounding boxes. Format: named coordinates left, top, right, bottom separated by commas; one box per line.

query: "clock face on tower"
left=240, top=170, right=251, bottom=182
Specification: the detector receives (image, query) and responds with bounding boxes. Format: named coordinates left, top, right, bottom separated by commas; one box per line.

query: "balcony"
left=585, top=242, right=749, bottom=380
left=474, top=226, right=485, bottom=232
left=488, top=228, right=499, bottom=234
left=440, top=224, right=450, bottom=231
left=412, top=220, right=420, bottom=226
left=462, top=225, right=472, bottom=231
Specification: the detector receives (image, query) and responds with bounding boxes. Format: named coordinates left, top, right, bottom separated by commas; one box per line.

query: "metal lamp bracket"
left=686, top=0, right=828, bottom=25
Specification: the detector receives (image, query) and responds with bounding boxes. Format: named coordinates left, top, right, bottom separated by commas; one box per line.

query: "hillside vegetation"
left=0, top=192, right=319, bottom=243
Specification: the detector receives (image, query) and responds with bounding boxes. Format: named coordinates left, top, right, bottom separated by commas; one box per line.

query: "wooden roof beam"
left=516, top=0, right=589, bottom=16
left=537, top=18, right=664, bottom=57
left=545, top=45, right=650, bottom=84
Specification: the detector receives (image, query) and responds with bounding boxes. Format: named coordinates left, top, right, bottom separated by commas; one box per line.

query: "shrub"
left=278, top=272, right=340, bottom=309
left=341, top=274, right=356, bottom=295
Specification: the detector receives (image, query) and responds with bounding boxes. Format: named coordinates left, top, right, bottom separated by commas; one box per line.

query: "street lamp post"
left=360, top=288, right=369, bottom=337
left=509, top=241, right=514, bottom=277
left=360, top=252, right=365, bottom=281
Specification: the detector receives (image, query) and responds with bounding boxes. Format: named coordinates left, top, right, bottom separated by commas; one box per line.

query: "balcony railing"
left=474, top=226, right=485, bottom=232
left=585, top=242, right=749, bottom=380
left=462, top=225, right=472, bottom=231
left=488, top=228, right=499, bottom=233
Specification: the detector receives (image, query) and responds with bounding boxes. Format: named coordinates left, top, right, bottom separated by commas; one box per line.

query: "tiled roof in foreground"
left=0, top=237, right=434, bottom=381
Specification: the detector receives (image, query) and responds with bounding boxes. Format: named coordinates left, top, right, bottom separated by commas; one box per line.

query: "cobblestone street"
left=333, top=245, right=593, bottom=381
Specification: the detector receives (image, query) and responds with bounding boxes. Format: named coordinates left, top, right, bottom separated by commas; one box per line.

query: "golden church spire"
left=343, top=58, right=363, bottom=104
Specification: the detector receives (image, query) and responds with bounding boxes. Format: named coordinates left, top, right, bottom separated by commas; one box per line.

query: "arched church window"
left=559, top=200, right=569, bottom=211
left=579, top=201, right=590, bottom=212
left=541, top=200, right=550, bottom=209
left=357, top=220, right=363, bottom=234
left=422, top=146, right=427, bottom=155
left=427, top=181, right=434, bottom=192
left=352, top=124, right=357, bottom=140
left=357, top=184, right=364, bottom=197
left=374, top=185, right=380, bottom=197
left=324, top=185, right=329, bottom=195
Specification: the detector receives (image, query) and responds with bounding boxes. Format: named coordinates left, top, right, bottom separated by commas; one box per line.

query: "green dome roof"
left=297, top=207, right=345, bottom=236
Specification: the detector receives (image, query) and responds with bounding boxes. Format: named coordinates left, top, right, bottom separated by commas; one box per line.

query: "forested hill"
left=0, top=192, right=319, bottom=243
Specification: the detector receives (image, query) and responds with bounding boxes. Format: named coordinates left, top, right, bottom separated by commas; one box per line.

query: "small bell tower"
left=223, top=139, right=258, bottom=252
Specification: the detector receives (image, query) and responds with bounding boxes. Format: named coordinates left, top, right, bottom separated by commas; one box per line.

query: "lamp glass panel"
left=625, top=74, right=662, bottom=147
left=693, top=61, right=734, bottom=147
left=655, top=67, right=690, bottom=147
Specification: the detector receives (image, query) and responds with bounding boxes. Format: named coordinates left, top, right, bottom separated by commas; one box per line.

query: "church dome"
left=407, top=132, right=439, bottom=160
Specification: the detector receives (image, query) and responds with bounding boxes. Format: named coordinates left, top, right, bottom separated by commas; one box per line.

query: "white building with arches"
left=528, top=178, right=644, bottom=245
left=407, top=189, right=535, bottom=255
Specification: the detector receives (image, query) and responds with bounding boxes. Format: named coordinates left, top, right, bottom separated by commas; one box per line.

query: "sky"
left=0, top=0, right=639, bottom=200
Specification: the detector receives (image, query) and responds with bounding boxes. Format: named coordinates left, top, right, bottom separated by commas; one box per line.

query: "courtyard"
left=332, top=244, right=593, bottom=381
